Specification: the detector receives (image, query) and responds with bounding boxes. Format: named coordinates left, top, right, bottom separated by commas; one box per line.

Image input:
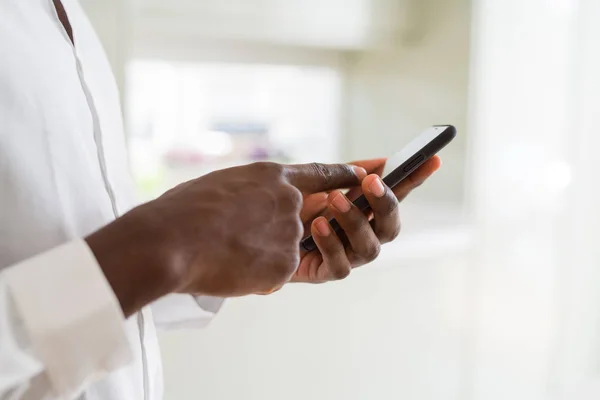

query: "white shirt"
left=0, top=1, right=223, bottom=399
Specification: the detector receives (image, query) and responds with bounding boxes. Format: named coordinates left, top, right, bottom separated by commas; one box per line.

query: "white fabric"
left=0, top=0, right=223, bottom=399
left=151, top=295, right=223, bottom=331
left=2, top=241, right=131, bottom=398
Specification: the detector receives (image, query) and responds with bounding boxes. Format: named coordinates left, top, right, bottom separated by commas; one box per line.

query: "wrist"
left=85, top=210, right=182, bottom=317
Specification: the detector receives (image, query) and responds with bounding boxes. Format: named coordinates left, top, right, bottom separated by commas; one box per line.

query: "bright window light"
left=125, top=60, right=342, bottom=199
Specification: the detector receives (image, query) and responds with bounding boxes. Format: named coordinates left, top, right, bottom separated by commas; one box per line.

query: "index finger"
left=350, top=158, right=387, bottom=176
left=284, top=163, right=366, bottom=194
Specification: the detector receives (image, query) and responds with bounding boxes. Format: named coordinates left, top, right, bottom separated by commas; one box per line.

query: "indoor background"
left=80, top=0, right=600, bottom=399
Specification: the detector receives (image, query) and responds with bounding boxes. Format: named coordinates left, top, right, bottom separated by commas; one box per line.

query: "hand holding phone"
left=300, top=125, right=456, bottom=252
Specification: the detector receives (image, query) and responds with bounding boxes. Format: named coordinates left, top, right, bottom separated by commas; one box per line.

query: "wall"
left=466, top=0, right=600, bottom=399
left=161, top=254, right=470, bottom=400
left=343, top=0, right=472, bottom=207
left=554, top=0, right=600, bottom=396
left=134, top=0, right=407, bottom=50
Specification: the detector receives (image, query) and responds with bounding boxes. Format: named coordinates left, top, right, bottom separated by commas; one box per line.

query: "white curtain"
left=468, top=0, right=600, bottom=398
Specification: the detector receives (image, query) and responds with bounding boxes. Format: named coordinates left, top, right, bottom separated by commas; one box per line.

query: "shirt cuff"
left=151, top=294, right=224, bottom=330
left=3, top=240, right=132, bottom=396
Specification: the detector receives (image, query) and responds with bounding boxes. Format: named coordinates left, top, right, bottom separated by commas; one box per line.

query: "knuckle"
left=309, top=162, right=334, bottom=183
left=281, top=185, right=304, bottom=209
left=278, top=253, right=300, bottom=278
left=389, top=217, right=402, bottom=240
left=277, top=220, right=302, bottom=243
left=253, top=161, right=285, bottom=177
left=265, top=256, right=296, bottom=287
left=388, top=227, right=401, bottom=242
left=331, top=265, right=351, bottom=280
left=362, top=242, right=381, bottom=262
left=382, top=194, right=399, bottom=215
left=377, top=214, right=402, bottom=243
left=294, top=217, right=304, bottom=238
left=286, top=216, right=304, bottom=241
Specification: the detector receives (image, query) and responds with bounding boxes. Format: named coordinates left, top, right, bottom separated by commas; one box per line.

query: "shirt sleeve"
left=0, top=240, right=132, bottom=398
left=151, top=294, right=225, bottom=330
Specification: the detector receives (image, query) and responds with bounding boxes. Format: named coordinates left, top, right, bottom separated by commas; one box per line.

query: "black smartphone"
left=300, top=125, right=457, bottom=253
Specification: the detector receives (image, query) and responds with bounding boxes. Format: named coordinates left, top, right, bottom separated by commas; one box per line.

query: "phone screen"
left=382, top=126, right=453, bottom=176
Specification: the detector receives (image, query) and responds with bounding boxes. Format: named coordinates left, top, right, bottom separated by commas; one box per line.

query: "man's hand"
left=85, top=162, right=365, bottom=316
left=292, top=156, right=442, bottom=284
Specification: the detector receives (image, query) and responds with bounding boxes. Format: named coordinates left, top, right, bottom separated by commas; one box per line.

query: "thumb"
left=284, top=163, right=367, bottom=193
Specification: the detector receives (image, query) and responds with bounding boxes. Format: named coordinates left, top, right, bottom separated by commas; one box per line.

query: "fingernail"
left=315, top=219, right=331, bottom=236
left=352, top=166, right=367, bottom=180
left=369, top=177, right=386, bottom=198
left=331, top=192, right=351, bottom=213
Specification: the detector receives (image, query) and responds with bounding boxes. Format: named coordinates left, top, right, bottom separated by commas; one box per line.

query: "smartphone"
left=299, top=125, right=457, bottom=253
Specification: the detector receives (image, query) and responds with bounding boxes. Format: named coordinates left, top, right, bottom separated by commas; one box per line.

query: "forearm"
left=85, top=210, right=181, bottom=317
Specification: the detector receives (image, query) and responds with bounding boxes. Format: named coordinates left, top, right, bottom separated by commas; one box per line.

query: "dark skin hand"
left=86, top=162, right=366, bottom=316
left=87, top=158, right=441, bottom=315
left=292, top=156, right=442, bottom=284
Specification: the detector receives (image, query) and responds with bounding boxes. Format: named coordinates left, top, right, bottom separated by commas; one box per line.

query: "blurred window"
left=126, top=60, right=342, bottom=200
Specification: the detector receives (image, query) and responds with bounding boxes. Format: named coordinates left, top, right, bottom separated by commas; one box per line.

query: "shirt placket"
left=48, top=1, right=150, bottom=399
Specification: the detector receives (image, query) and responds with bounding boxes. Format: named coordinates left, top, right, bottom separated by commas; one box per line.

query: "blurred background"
left=81, top=0, right=600, bottom=399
